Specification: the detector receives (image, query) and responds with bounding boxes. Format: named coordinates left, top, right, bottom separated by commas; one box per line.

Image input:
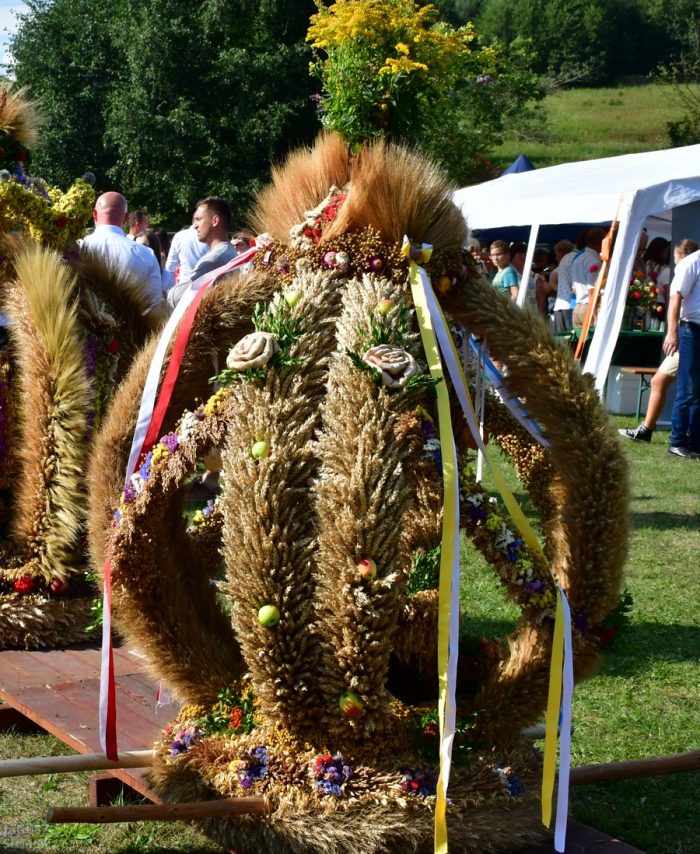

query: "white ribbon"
left=555, top=587, right=574, bottom=852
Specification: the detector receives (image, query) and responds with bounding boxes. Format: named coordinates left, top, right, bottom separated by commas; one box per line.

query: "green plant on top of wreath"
left=211, top=298, right=305, bottom=386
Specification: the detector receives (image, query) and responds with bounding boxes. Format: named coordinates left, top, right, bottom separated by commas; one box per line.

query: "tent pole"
left=516, top=224, right=539, bottom=308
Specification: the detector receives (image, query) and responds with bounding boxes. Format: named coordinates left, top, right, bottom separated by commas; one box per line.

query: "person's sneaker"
left=667, top=445, right=695, bottom=458
left=619, top=424, right=653, bottom=442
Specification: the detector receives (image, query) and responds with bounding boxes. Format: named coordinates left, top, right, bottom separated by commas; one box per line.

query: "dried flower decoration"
left=226, top=332, right=280, bottom=371
left=363, top=344, right=418, bottom=388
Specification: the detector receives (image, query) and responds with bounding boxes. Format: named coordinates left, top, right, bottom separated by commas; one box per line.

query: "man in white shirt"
left=663, top=248, right=700, bottom=458
left=126, top=209, right=149, bottom=240
left=570, top=227, right=605, bottom=328
left=166, top=197, right=238, bottom=309
left=80, top=192, right=164, bottom=315
left=165, top=224, right=208, bottom=283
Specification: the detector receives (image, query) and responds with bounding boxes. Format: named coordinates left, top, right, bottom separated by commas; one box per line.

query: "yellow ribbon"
left=405, top=237, right=563, bottom=845
left=407, top=257, right=457, bottom=854
left=542, top=590, right=565, bottom=828
left=426, top=285, right=543, bottom=556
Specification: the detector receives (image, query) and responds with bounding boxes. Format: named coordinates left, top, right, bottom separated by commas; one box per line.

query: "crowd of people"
left=81, top=190, right=700, bottom=461
left=80, top=191, right=252, bottom=319
left=475, top=228, right=700, bottom=459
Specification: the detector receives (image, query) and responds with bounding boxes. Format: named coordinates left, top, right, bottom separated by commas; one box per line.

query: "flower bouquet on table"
left=625, top=272, right=661, bottom=329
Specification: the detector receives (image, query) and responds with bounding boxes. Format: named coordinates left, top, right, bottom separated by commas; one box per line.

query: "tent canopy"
left=501, top=153, right=535, bottom=175
left=453, top=144, right=700, bottom=390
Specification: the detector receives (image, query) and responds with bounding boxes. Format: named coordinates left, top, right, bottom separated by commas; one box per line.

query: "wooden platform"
left=0, top=645, right=644, bottom=852
left=0, top=642, right=178, bottom=804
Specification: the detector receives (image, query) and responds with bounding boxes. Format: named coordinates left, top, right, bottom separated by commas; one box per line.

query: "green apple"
left=251, top=440, right=269, bottom=460
left=257, top=604, right=280, bottom=627
left=283, top=290, right=301, bottom=308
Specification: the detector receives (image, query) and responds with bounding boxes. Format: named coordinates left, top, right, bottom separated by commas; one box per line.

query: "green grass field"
left=491, top=83, right=700, bottom=169
left=465, top=413, right=699, bottom=854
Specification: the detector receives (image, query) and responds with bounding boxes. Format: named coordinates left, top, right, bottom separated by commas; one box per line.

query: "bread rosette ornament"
left=226, top=331, right=280, bottom=371
left=362, top=344, right=418, bottom=389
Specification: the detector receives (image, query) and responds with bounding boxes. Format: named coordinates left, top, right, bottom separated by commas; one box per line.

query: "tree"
left=11, top=0, right=320, bottom=225
left=307, top=0, right=543, bottom=184
left=10, top=0, right=122, bottom=187
left=477, top=0, right=662, bottom=84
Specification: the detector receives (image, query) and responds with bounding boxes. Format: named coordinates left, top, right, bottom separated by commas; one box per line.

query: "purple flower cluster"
left=202, top=499, right=215, bottom=518
left=506, top=537, right=523, bottom=562
left=170, top=726, right=204, bottom=756
left=159, top=432, right=179, bottom=452
left=400, top=766, right=437, bottom=798
left=476, top=74, right=494, bottom=86
left=524, top=579, right=547, bottom=594
left=465, top=503, right=488, bottom=524
left=138, top=451, right=153, bottom=481
left=121, top=481, right=138, bottom=504
left=312, top=753, right=353, bottom=798
left=239, top=746, right=268, bottom=789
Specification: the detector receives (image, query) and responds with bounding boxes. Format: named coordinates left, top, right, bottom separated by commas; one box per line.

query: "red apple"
left=339, top=691, right=365, bottom=719
left=356, top=558, right=377, bottom=580
left=50, top=578, right=69, bottom=596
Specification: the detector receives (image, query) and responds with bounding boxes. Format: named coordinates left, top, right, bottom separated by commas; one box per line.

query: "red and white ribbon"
left=99, top=246, right=257, bottom=759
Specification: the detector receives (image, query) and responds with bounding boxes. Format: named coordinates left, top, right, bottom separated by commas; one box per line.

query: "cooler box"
left=605, top=366, right=639, bottom=415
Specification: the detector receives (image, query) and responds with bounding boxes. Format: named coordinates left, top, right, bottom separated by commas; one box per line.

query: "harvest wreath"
left=94, top=136, right=629, bottom=851
left=0, top=243, right=160, bottom=649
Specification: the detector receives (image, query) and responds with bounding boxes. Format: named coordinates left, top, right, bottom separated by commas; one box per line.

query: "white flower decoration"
left=494, top=522, right=515, bottom=552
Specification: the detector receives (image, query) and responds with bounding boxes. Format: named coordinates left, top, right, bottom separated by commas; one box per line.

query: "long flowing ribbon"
left=422, top=279, right=542, bottom=555
left=404, top=240, right=573, bottom=849
left=99, top=246, right=257, bottom=759
left=542, top=585, right=574, bottom=852
left=466, top=335, right=549, bottom=449
left=555, top=588, right=573, bottom=852
left=405, top=243, right=460, bottom=854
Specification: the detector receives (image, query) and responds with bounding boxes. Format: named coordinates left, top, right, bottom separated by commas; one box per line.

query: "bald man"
left=80, top=192, right=164, bottom=314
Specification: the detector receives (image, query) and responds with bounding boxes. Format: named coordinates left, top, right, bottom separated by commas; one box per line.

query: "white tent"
left=453, top=144, right=700, bottom=392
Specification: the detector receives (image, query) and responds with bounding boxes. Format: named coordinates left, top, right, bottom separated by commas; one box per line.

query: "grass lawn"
left=0, top=415, right=697, bottom=852
left=490, top=83, right=700, bottom=170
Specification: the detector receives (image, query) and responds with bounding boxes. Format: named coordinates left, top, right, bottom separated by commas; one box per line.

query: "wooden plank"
left=514, top=820, right=645, bottom=853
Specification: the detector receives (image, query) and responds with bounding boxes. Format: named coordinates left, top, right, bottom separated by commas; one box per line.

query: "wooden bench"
left=619, top=366, right=656, bottom=421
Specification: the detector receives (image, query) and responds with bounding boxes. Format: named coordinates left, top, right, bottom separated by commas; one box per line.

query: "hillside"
left=490, top=83, right=700, bottom=170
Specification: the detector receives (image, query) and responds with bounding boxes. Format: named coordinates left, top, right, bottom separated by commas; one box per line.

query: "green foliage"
left=11, top=0, right=121, bottom=187
left=307, top=0, right=543, bottom=182
left=407, top=544, right=441, bottom=593
left=476, top=0, right=696, bottom=85
left=11, top=0, right=320, bottom=224
left=656, top=19, right=700, bottom=146
left=411, top=706, right=477, bottom=763
left=346, top=302, right=441, bottom=393
left=211, top=298, right=305, bottom=387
